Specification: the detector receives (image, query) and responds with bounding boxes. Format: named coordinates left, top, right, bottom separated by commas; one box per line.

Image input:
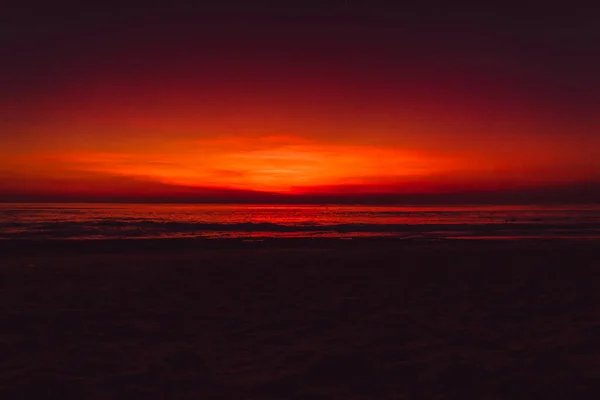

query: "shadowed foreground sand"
left=1, top=239, right=600, bottom=399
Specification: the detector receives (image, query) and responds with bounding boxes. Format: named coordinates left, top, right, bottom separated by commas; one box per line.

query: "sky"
left=2, top=1, right=599, bottom=203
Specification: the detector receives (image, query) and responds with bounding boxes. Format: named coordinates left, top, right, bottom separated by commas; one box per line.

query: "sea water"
left=1, top=203, right=599, bottom=240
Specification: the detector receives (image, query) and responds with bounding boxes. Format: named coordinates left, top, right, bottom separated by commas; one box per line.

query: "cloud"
left=13, top=135, right=457, bottom=193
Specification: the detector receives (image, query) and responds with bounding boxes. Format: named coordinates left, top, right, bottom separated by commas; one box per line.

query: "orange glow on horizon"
left=4, top=127, right=598, bottom=200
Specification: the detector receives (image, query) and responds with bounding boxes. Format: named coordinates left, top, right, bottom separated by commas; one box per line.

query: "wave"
left=2, top=220, right=600, bottom=239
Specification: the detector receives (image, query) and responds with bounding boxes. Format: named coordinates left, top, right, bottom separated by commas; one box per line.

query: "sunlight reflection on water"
left=1, top=203, right=599, bottom=240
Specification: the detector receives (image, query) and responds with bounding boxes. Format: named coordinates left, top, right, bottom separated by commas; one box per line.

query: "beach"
left=4, top=0, right=600, bottom=397
left=1, top=238, right=600, bottom=398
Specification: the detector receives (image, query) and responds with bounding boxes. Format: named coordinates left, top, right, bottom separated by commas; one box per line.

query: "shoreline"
left=1, top=236, right=599, bottom=257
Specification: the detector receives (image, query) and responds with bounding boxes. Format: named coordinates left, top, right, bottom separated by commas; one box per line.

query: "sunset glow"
left=2, top=3, right=599, bottom=203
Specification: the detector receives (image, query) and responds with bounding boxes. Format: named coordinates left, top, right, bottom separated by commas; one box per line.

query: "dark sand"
left=1, top=238, right=600, bottom=399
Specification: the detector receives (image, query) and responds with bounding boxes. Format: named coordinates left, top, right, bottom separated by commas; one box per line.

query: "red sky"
left=2, top=2, right=599, bottom=203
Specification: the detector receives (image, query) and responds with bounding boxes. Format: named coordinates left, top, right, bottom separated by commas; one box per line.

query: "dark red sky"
left=2, top=1, right=599, bottom=203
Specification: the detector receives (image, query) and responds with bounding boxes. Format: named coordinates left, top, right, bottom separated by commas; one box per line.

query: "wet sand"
left=1, top=238, right=600, bottom=398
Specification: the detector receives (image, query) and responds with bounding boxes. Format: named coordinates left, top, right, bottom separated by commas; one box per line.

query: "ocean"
left=1, top=203, right=599, bottom=240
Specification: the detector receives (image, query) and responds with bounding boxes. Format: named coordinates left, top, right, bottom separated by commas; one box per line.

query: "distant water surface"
left=1, top=203, right=599, bottom=240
